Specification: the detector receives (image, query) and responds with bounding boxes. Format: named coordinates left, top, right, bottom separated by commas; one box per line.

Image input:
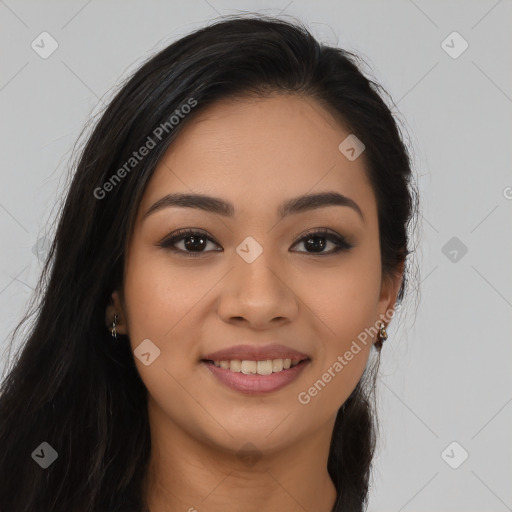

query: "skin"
left=106, top=94, right=403, bottom=512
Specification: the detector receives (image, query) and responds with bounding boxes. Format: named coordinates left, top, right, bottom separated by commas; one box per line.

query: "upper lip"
left=201, top=344, right=310, bottom=362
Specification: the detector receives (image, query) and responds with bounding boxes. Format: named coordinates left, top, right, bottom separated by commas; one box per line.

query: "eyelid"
left=291, top=226, right=343, bottom=241
left=157, top=228, right=221, bottom=251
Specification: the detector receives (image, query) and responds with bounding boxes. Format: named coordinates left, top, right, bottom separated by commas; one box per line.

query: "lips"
left=201, top=343, right=310, bottom=362
left=203, top=358, right=310, bottom=394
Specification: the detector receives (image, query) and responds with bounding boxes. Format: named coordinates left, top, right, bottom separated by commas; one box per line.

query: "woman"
left=0, top=15, right=418, bottom=512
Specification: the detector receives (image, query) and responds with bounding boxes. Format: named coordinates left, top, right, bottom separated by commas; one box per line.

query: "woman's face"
left=112, top=94, right=400, bottom=454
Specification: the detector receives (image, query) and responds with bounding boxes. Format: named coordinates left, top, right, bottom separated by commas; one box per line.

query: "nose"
left=217, top=249, right=299, bottom=329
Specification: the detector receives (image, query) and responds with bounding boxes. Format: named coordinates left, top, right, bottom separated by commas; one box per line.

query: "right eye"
left=157, top=228, right=222, bottom=257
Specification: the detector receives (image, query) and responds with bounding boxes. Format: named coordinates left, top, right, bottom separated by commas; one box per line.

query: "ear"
left=376, top=260, right=405, bottom=331
left=105, top=290, right=128, bottom=335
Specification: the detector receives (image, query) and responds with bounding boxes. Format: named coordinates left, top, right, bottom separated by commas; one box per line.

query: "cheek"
left=123, top=242, right=203, bottom=344
left=307, top=243, right=382, bottom=347
left=122, top=246, right=211, bottom=426
left=294, top=243, right=381, bottom=410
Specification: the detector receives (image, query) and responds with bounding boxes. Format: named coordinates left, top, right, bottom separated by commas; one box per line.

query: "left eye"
left=158, top=228, right=352, bottom=257
left=291, top=229, right=353, bottom=254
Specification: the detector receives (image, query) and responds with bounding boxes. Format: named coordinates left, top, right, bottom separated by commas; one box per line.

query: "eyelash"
left=157, top=228, right=353, bottom=258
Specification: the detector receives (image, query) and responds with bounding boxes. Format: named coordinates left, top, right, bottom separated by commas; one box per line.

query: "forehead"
left=138, top=94, right=376, bottom=222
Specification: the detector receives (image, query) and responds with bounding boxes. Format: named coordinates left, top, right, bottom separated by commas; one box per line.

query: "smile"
left=201, top=358, right=310, bottom=394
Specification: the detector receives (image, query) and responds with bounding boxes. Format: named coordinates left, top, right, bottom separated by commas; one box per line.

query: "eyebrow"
left=142, top=191, right=364, bottom=222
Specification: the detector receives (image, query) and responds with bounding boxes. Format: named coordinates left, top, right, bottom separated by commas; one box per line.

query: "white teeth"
left=272, top=359, right=283, bottom=372
left=240, top=360, right=257, bottom=374
left=257, top=360, right=273, bottom=375
left=230, top=360, right=241, bottom=372
left=209, top=358, right=304, bottom=374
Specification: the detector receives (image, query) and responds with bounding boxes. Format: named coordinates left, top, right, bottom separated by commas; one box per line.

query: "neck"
left=142, top=399, right=338, bottom=512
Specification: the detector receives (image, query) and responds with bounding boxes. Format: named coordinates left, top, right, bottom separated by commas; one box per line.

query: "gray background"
left=1, top=1, right=511, bottom=510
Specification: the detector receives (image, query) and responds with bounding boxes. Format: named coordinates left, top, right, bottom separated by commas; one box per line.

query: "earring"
left=375, top=322, right=388, bottom=350
left=111, top=313, right=119, bottom=339
left=379, top=322, right=388, bottom=342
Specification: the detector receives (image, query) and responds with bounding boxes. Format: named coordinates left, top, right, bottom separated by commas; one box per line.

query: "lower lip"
left=202, top=360, right=310, bottom=395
